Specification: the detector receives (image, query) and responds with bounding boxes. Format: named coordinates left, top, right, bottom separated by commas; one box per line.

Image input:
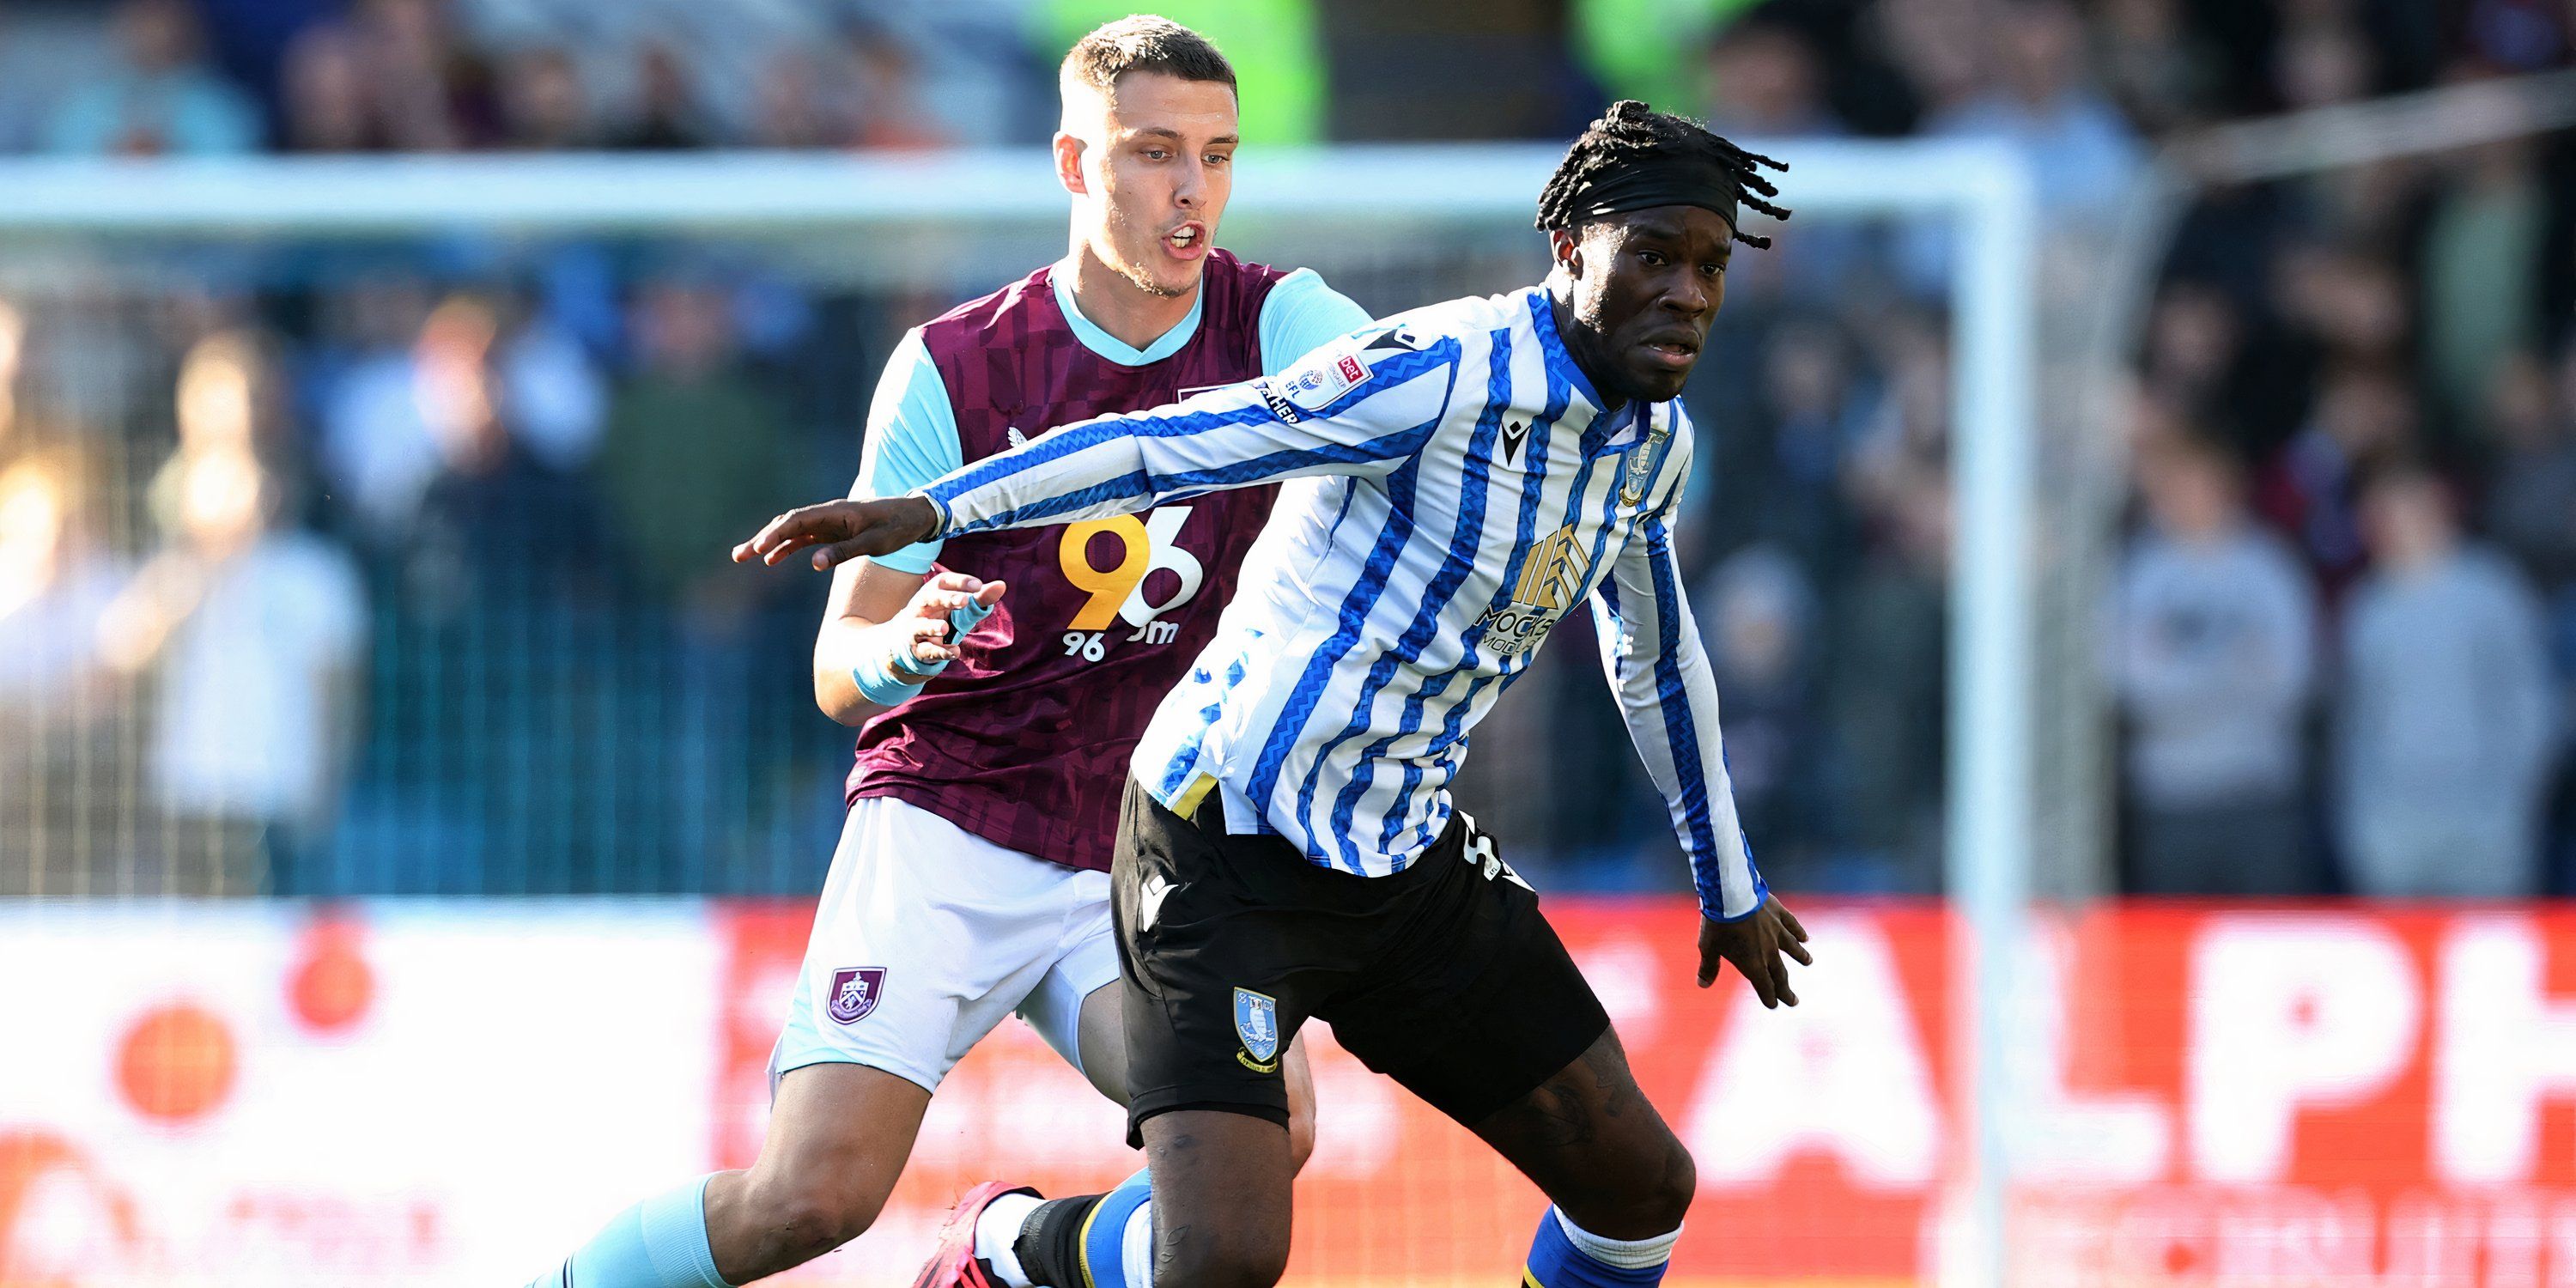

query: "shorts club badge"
left=1233, top=987, right=1281, bottom=1072
left=828, top=967, right=887, bottom=1024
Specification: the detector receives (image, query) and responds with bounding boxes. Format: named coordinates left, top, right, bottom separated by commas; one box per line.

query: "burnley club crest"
left=828, top=967, right=886, bottom=1024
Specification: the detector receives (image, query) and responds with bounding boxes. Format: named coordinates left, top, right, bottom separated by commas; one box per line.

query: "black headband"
left=1556, top=152, right=1740, bottom=232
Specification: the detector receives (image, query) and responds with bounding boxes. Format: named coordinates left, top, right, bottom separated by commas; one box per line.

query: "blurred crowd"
left=0, top=0, right=2571, bottom=901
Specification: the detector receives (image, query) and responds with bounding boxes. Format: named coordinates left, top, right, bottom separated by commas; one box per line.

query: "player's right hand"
left=894, top=573, right=1007, bottom=670
left=732, top=496, right=941, bottom=571
left=1696, top=895, right=1812, bottom=1008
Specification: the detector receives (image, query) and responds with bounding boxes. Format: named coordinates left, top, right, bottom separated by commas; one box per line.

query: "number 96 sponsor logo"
left=1057, top=505, right=1202, bottom=662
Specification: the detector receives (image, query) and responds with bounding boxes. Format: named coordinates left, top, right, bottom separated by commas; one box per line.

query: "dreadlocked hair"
left=1533, top=100, right=1791, bottom=248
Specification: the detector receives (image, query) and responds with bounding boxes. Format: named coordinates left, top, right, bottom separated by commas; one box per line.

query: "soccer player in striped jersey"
left=740, top=101, right=1813, bottom=1288
left=527, top=18, right=1364, bottom=1288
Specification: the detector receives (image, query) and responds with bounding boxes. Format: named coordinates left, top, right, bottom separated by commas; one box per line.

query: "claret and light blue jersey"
left=916, top=286, right=1767, bottom=920
left=857, top=264, right=1371, bottom=574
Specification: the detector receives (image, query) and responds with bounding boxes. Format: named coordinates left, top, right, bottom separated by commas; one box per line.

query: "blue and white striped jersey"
left=917, top=286, right=1767, bottom=920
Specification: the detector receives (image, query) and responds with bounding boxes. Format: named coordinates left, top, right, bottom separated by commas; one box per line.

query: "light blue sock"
left=532, top=1175, right=732, bottom=1288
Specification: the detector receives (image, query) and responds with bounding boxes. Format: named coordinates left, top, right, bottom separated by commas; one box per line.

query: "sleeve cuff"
left=1699, top=871, right=1771, bottom=923
left=910, top=488, right=957, bottom=538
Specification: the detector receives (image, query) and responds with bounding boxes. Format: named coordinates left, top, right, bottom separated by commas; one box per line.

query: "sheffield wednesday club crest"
left=1234, top=987, right=1280, bottom=1069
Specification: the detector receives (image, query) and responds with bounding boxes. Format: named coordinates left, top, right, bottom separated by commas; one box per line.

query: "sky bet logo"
left=1477, top=526, right=1589, bottom=656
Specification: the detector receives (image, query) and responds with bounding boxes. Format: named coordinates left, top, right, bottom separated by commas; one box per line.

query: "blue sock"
left=1078, top=1168, right=1156, bottom=1288
left=534, top=1175, right=732, bottom=1288
left=1523, top=1206, right=1676, bottom=1287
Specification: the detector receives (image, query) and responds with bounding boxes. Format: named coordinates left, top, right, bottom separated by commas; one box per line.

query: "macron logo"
left=1139, top=872, right=1174, bottom=932
left=1006, top=427, right=1029, bottom=448
left=1499, top=419, right=1530, bottom=466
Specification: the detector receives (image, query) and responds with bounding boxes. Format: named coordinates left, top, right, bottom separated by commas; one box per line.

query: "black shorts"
left=1112, top=778, right=1611, bottom=1145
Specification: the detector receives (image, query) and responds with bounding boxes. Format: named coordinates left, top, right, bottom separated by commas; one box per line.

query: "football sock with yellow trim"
left=1522, top=1206, right=1677, bottom=1287
left=1008, top=1168, right=1153, bottom=1288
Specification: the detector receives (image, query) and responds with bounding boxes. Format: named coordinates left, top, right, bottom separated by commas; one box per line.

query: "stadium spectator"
left=316, top=280, right=459, bottom=545
left=490, top=297, right=606, bottom=472
left=0, top=450, right=123, bottom=754
left=1816, top=307, right=1953, bottom=891
left=498, top=46, right=591, bottom=151
left=276, top=22, right=381, bottom=152
left=2141, top=283, right=2247, bottom=423
left=611, top=42, right=708, bottom=151
left=1703, top=16, right=1842, bottom=139
left=399, top=294, right=611, bottom=615
left=2272, top=11, right=2378, bottom=112
left=152, top=330, right=295, bottom=510
left=349, top=0, right=498, bottom=151
left=1822, top=473, right=1949, bottom=893
left=842, top=22, right=945, bottom=150
left=98, top=447, right=366, bottom=894
left=2423, top=135, right=2548, bottom=431
left=2484, top=347, right=2576, bottom=598
left=1923, top=0, right=2142, bottom=227
left=748, top=46, right=835, bottom=150
left=596, top=276, right=791, bottom=617
left=2093, top=0, right=2223, bottom=132
left=1874, top=0, right=1990, bottom=122
left=1699, top=21, right=1866, bottom=299
left=314, top=283, right=599, bottom=538
left=43, top=0, right=261, bottom=156
left=2335, top=464, right=2557, bottom=897
left=2258, top=361, right=2418, bottom=599
left=2115, top=429, right=2318, bottom=895
left=1698, top=544, right=1824, bottom=885
left=1703, top=317, right=1868, bottom=582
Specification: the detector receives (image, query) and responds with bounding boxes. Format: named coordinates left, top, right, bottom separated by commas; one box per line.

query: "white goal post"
left=0, top=139, right=2041, bottom=1286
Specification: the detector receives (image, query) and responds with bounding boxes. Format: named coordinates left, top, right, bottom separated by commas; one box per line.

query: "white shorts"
left=769, top=796, right=1120, bottom=1093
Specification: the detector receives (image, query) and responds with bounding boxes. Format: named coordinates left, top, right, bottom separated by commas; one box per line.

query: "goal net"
left=0, top=143, right=2038, bottom=1287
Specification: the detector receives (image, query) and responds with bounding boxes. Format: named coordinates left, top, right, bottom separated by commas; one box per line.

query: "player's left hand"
left=1696, top=895, right=1811, bottom=1008
left=732, top=496, right=942, bottom=571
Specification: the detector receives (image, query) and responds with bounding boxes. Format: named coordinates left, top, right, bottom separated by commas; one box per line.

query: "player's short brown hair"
left=1060, top=15, right=1236, bottom=99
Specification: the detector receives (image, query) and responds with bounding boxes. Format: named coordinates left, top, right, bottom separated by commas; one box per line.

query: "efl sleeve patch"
left=1273, top=346, right=1372, bottom=413
left=1253, top=380, right=1309, bottom=423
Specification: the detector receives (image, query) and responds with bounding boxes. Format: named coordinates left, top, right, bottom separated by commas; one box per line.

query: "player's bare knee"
left=1589, top=1135, right=1694, bottom=1233
left=1643, top=1137, right=1697, bottom=1230
left=752, top=1172, right=886, bottom=1264
left=1554, top=1135, right=1695, bottom=1238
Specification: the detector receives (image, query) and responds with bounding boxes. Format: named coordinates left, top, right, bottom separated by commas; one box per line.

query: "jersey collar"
left=1526, top=287, right=1607, bottom=422
left=1525, top=289, right=1669, bottom=456
left=1052, top=259, right=1203, bottom=368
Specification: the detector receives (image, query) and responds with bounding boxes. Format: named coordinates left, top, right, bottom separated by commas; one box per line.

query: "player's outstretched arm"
left=1588, top=453, right=1814, bottom=1004
left=923, top=337, right=1457, bottom=539
left=734, top=495, right=941, bottom=572
left=737, top=334, right=1460, bottom=572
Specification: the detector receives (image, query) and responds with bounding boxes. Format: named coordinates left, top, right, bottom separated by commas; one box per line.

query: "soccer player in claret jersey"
left=525, top=17, right=1368, bottom=1288
left=737, top=101, right=1814, bottom=1288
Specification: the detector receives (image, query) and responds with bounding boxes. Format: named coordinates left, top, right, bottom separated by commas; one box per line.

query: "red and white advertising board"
left=11, top=901, right=2576, bottom=1285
